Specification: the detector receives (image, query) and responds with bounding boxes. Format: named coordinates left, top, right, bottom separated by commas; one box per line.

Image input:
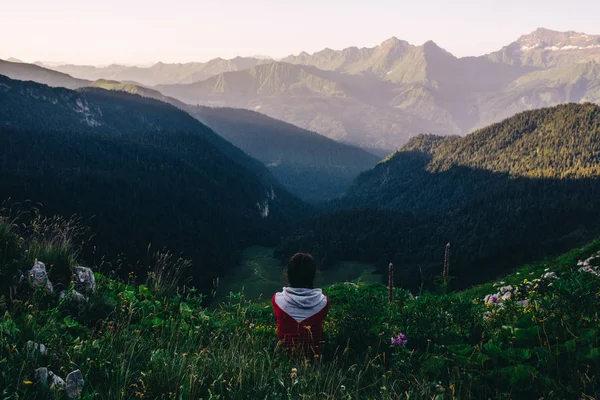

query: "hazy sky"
left=1, top=0, right=599, bottom=65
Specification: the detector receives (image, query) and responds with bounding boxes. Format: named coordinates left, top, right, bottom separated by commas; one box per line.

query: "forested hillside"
left=0, top=75, right=307, bottom=289
left=87, top=79, right=380, bottom=202
left=278, top=103, right=600, bottom=288
left=188, top=106, right=380, bottom=202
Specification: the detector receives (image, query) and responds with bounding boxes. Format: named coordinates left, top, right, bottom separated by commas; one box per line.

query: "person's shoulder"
left=272, top=291, right=284, bottom=304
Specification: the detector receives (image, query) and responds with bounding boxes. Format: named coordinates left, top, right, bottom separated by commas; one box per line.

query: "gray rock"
left=48, top=370, right=65, bottom=388
left=35, top=367, right=48, bottom=384
left=69, top=290, right=86, bottom=306
left=58, top=290, right=67, bottom=300
left=74, top=266, right=96, bottom=295
left=26, top=341, right=48, bottom=357
left=65, top=369, right=84, bottom=399
left=27, top=260, right=54, bottom=294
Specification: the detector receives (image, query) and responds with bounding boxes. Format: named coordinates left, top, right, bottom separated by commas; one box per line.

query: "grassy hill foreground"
left=1, top=212, right=599, bottom=399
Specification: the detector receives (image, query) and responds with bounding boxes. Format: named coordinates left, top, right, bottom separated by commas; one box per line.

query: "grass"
left=1, top=215, right=600, bottom=399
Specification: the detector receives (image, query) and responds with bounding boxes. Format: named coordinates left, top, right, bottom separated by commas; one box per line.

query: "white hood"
left=275, top=287, right=327, bottom=322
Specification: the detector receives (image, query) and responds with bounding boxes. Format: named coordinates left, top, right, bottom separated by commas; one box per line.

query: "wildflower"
left=543, top=272, right=557, bottom=279
left=340, top=385, right=346, bottom=391
left=249, top=323, right=255, bottom=329
left=485, top=295, right=499, bottom=303
left=23, top=380, right=33, bottom=385
left=290, top=367, right=298, bottom=379
left=391, top=333, right=408, bottom=346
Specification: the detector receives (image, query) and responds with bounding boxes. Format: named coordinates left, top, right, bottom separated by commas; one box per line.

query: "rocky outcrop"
left=27, top=260, right=54, bottom=294
left=49, top=370, right=65, bottom=388
left=65, top=369, right=84, bottom=399
left=26, top=341, right=48, bottom=358
left=74, top=266, right=96, bottom=295
left=35, top=367, right=48, bottom=383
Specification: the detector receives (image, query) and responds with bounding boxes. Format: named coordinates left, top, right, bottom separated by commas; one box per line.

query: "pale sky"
left=1, top=0, right=599, bottom=66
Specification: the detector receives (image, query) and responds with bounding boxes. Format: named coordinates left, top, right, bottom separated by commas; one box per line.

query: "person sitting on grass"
left=272, top=253, right=329, bottom=358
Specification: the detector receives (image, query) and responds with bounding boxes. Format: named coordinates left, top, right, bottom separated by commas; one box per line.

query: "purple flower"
left=391, top=333, right=408, bottom=346
left=488, top=295, right=498, bottom=303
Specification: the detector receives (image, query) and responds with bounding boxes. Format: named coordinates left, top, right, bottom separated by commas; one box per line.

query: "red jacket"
left=272, top=287, right=329, bottom=356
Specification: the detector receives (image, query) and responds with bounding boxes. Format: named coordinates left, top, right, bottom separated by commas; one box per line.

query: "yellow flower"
left=23, top=380, right=33, bottom=385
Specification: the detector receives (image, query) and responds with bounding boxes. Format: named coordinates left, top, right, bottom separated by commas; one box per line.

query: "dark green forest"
left=277, top=103, right=600, bottom=289
left=0, top=75, right=307, bottom=290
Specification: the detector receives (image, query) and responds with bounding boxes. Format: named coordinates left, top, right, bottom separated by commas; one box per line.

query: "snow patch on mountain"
left=521, top=44, right=600, bottom=52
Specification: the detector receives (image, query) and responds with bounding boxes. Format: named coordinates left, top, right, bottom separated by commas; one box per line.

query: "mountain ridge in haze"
left=153, top=28, right=600, bottom=148
left=45, top=57, right=271, bottom=86
left=6, top=28, right=600, bottom=149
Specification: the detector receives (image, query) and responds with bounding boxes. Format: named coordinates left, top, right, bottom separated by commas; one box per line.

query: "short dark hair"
left=286, top=253, right=317, bottom=288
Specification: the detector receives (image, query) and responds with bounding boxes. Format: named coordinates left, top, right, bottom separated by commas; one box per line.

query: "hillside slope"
left=188, top=106, right=380, bottom=202
left=2, top=212, right=600, bottom=398
left=88, top=79, right=380, bottom=202
left=278, top=104, right=600, bottom=288
left=0, top=75, right=307, bottom=287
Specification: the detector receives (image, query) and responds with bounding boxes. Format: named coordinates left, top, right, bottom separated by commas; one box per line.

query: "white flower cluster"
left=578, top=251, right=600, bottom=277
left=483, top=270, right=559, bottom=306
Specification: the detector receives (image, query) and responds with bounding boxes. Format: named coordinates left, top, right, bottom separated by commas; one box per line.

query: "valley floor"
left=213, top=246, right=382, bottom=302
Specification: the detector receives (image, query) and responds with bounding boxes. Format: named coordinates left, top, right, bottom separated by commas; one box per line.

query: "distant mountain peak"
left=380, top=36, right=408, bottom=49
left=423, top=40, right=441, bottom=49
left=517, top=28, right=600, bottom=52
left=6, top=57, right=23, bottom=63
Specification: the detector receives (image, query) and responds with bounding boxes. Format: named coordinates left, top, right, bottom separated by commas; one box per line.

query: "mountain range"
left=8, top=28, right=600, bottom=150
left=154, top=28, right=600, bottom=149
